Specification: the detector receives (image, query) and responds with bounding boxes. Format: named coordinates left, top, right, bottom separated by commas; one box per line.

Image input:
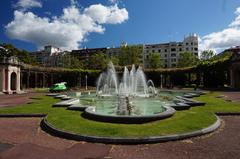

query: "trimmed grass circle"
left=0, top=92, right=240, bottom=138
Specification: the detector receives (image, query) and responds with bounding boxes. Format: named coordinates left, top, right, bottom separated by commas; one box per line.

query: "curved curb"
left=83, top=106, right=176, bottom=124
left=40, top=115, right=221, bottom=144
left=216, top=112, right=240, bottom=116
left=0, top=114, right=46, bottom=118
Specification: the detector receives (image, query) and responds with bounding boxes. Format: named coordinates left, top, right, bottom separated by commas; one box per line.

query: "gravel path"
left=0, top=116, right=239, bottom=159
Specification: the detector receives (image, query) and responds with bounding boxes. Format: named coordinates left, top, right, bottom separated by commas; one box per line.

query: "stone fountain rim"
left=83, top=105, right=176, bottom=123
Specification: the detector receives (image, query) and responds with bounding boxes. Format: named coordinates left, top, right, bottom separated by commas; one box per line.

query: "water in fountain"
left=96, top=62, right=157, bottom=115
left=97, top=62, right=151, bottom=97
left=96, top=62, right=118, bottom=96
left=147, top=80, right=157, bottom=95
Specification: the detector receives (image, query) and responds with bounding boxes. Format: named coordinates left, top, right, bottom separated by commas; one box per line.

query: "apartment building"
left=143, top=34, right=198, bottom=68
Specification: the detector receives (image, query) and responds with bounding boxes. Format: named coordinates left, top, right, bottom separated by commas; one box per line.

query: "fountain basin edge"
left=83, top=106, right=176, bottom=124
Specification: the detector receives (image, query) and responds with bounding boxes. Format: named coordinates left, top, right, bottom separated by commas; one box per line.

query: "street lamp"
left=85, top=74, right=88, bottom=90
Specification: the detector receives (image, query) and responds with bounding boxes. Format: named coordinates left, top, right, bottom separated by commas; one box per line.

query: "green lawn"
left=0, top=92, right=239, bottom=137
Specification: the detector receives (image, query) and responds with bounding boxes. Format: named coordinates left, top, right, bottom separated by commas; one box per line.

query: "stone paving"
left=223, top=92, right=240, bottom=102
left=0, top=116, right=239, bottom=159
left=0, top=93, right=38, bottom=108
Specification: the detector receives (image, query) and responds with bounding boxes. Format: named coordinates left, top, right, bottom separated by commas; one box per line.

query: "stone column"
left=42, top=73, right=45, bottom=88
left=27, top=71, right=30, bottom=88
left=0, top=68, right=5, bottom=92
left=230, top=69, right=234, bottom=88
left=7, top=70, right=12, bottom=94
left=17, top=69, right=21, bottom=92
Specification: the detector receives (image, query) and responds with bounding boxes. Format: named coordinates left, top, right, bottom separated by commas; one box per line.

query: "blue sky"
left=0, top=0, right=240, bottom=52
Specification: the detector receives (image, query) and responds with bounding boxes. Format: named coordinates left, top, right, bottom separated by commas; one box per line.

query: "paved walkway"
left=0, top=93, right=38, bottom=108
left=0, top=116, right=239, bottom=159
left=223, top=92, right=240, bottom=102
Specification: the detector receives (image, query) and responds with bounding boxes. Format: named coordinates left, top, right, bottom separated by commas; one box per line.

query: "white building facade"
left=143, top=34, right=198, bottom=68
left=30, top=45, right=65, bottom=67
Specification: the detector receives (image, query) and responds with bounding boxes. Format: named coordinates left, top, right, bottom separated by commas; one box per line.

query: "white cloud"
left=5, top=3, right=128, bottom=50
left=84, top=4, right=128, bottom=24
left=200, top=7, right=240, bottom=53
left=15, top=0, right=42, bottom=10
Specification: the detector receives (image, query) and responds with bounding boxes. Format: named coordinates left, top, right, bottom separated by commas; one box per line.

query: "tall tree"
left=119, top=45, right=143, bottom=66
left=148, top=53, right=162, bottom=68
left=177, top=52, right=199, bottom=67
left=60, top=54, right=83, bottom=69
left=88, top=51, right=109, bottom=69
left=200, top=50, right=214, bottom=61
left=0, top=43, right=36, bottom=64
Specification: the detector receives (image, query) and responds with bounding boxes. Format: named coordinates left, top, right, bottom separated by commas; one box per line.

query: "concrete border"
left=41, top=115, right=221, bottom=144
left=83, top=106, right=176, bottom=124
left=0, top=114, right=46, bottom=118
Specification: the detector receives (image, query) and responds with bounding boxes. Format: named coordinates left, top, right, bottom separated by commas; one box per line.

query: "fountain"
left=97, top=62, right=152, bottom=97
left=82, top=62, right=176, bottom=123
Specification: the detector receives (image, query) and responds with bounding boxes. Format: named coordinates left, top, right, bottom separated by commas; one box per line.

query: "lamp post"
left=160, top=74, right=163, bottom=89
left=85, top=74, right=88, bottom=90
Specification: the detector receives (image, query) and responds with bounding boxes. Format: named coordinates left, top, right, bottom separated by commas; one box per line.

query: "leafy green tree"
left=61, top=54, right=83, bottom=69
left=177, top=52, right=199, bottom=67
left=88, top=51, right=109, bottom=69
left=119, top=45, right=143, bottom=66
left=148, top=53, right=162, bottom=68
left=109, top=56, right=119, bottom=66
left=200, top=50, right=214, bottom=61
left=0, top=43, right=36, bottom=64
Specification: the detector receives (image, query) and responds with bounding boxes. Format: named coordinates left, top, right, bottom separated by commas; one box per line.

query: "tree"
left=148, top=53, right=162, bottom=68
left=60, top=54, right=83, bottom=69
left=0, top=43, right=36, bottom=64
left=109, top=56, right=119, bottom=66
left=177, top=52, right=199, bottom=67
left=88, top=51, right=109, bottom=69
left=119, top=45, right=143, bottom=66
left=200, top=50, right=214, bottom=61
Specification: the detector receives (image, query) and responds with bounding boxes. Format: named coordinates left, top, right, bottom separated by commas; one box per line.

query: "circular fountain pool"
left=76, top=93, right=176, bottom=123
left=67, top=62, right=183, bottom=123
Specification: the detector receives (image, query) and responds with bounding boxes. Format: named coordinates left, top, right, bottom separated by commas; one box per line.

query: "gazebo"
left=0, top=56, right=21, bottom=94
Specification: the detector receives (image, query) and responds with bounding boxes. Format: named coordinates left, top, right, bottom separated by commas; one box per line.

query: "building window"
left=165, top=54, right=167, bottom=57
left=186, top=47, right=189, bottom=51
left=171, top=53, right=176, bottom=57
left=186, top=43, right=189, bottom=45
left=165, top=64, right=168, bottom=68
left=194, top=48, right=198, bottom=51
left=165, top=59, right=167, bottom=63
left=152, top=50, right=155, bottom=53
left=195, top=53, right=198, bottom=56
left=172, top=64, right=176, bottom=67
left=165, top=49, right=168, bottom=52
left=191, top=42, right=193, bottom=45
left=171, top=48, right=176, bottom=52
left=158, top=49, right=161, bottom=53
left=146, top=55, right=149, bottom=59
left=179, top=48, right=182, bottom=51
